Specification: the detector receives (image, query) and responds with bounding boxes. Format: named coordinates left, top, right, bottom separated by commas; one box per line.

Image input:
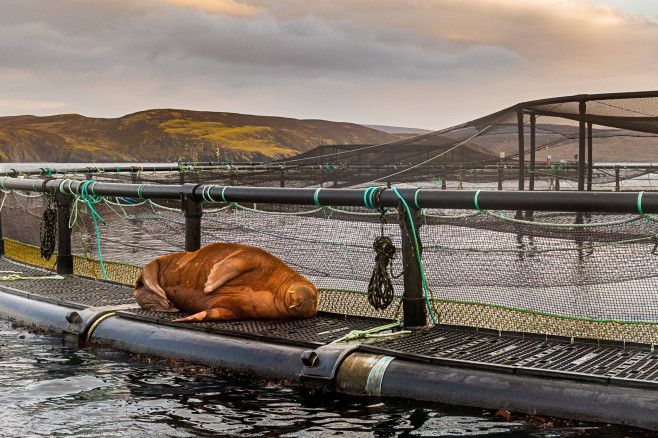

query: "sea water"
left=0, top=319, right=651, bottom=437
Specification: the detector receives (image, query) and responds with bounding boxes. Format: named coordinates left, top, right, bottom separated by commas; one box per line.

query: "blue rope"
left=391, top=186, right=437, bottom=324
left=79, top=180, right=108, bottom=280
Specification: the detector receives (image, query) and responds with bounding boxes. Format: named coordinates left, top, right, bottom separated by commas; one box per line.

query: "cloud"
left=155, top=0, right=260, bottom=16
left=0, top=0, right=656, bottom=128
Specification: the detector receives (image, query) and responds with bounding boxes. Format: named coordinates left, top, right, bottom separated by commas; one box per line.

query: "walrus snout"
left=285, top=283, right=319, bottom=317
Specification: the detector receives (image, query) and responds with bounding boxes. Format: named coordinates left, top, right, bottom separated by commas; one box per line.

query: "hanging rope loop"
left=39, top=191, right=58, bottom=261
left=367, top=235, right=396, bottom=310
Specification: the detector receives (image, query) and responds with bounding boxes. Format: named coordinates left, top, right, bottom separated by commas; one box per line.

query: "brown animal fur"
left=134, top=243, right=319, bottom=322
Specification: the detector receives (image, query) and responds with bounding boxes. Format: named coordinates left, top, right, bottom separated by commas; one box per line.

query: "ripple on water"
left=0, top=319, right=654, bottom=437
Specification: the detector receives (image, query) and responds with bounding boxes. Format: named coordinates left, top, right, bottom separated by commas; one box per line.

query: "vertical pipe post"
left=587, top=122, right=593, bottom=191
left=280, top=168, right=285, bottom=188
left=615, top=168, right=621, bottom=192
left=56, top=192, right=73, bottom=275
left=398, top=204, right=426, bottom=328
left=182, top=184, right=202, bottom=252
left=529, top=113, right=536, bottom=191
left=578, top=100, right=587, bottom=191
left=517, top=110, right=525, bottom=191
left=498, top=166, right=503, bottom=191
left=0, top=201, right=4, bottom=256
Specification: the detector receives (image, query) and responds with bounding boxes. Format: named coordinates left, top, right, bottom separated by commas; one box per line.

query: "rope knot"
left=368, top=235, right=396, bottom=310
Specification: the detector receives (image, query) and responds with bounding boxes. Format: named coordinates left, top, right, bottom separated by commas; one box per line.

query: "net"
left=3, top=182, right=658, bottom=344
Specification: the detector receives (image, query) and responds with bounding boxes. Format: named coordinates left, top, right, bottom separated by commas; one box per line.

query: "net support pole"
left=56, top=192, right=73, bottom=275
left=578, top=100, right=587, bottom=191
left=280, top=168, right=285, bottom=188
left=182, top=184, right=202, bottom=252
left=587, top=121, right=593, bottom=191
left=529, top=113, right=536, bottom=191
left=517, top=109, right=525, bottom=191
left=0, top=202, right=4, bottom=257
left=397, top=203, right=426, bottom=328
left=615, top=168, right=620, bottom=191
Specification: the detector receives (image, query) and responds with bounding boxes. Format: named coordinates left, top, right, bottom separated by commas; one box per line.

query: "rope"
left=79, top=180, right=109, bottom=280
left=86, top=312, right=116, bottom=342
left=0, top=274, right=64, bottom=281
left=331, top=320, right=407, bottom=343
left=221, top=186, right=229, bottom=203
left=414, top=189, right=421, bottom=209
left=39, top=192, right=58, bottom=261
left=367, top=236, right=396, bottom=310
left=638, top=191, right=644, bottom=215
left=313, top=187, right=324, bottom=208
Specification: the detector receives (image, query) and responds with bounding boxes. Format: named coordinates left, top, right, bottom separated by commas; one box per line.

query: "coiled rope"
left=365, top=187, right=397, bottom=310
left=39, top=192, right=58, bottom=261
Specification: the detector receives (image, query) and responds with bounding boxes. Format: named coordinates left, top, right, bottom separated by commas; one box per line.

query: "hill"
left=0, top=109, right=402, bottom=162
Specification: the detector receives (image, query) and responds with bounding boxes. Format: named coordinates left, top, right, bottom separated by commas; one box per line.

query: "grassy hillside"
left=0, top=109, right=400, bottom=162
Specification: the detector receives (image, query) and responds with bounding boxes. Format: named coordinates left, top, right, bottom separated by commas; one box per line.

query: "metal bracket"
left=62, top=304, right=138, bottom=346
left=299, top=343, right=360, bottom=390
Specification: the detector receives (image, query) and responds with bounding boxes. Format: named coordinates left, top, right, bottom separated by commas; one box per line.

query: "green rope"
left=363, top=187, right=379, bottom=209
left=413, top=189, right=421, bottom=209
left=314, top=187, right=324, bottom=208
left=79, top=180, right=109, bottom=280
left=331, top=320, right=407, bottom=343
left=221, top=186, right=229, bottom=203
left=638, top=191, right=644, bottom=215
left=0, top=274, right=64, bottom=281
left=136, top=184, right=147, bottom=199
left=391, top=186, right=437, bottom=324
left=202, top=185, right=219, bottom=203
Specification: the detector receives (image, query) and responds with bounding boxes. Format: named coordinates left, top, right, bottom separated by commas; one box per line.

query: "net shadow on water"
left=0, top=319, right=653, bottom=438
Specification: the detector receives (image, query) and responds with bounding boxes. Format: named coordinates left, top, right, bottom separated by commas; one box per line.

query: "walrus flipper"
left=203, top=252, right=258, bottom=293
left=172, top=307, right=236, bottom=322
left=139, top=260, right=169, bottom=302
left=135, top=260, right=179, bottom=312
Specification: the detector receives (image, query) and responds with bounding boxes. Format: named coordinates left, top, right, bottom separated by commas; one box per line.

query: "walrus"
left=134, top=242, right=319, bottom=322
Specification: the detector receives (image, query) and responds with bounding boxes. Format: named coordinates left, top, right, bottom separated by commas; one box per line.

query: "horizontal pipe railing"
left=0, top=164, right=181, bottom=177
left=0, top=177, right=657, bottom=213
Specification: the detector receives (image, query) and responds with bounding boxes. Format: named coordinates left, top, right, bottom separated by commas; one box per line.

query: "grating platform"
left=0, top=257, right=134, bottom=308
left=119, top=308, right=388, bottom=348
left=4, top=255, right=658, bottom=389
left=361, top=325, right=658, bottom=389
left=0, top=257, right=391, bottom=347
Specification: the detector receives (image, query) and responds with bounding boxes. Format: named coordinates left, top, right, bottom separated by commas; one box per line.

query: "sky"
left=1, top=0, right=657, bottom=130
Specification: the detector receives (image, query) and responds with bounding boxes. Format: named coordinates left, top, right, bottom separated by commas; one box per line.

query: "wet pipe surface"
left=2, top=256, right=658, bottom=388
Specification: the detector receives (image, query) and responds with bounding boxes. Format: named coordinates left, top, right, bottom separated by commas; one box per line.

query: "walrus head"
left=284, top=282, right=319, bottom=317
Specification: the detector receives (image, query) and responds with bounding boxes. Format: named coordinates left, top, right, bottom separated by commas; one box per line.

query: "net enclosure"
left=3, top=175, right=658, bottom=345
left=1, top=91, right=658, bottom=344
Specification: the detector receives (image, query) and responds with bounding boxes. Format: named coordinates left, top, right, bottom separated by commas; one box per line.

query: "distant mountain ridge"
left=0, top=109, right=402, bottom=162
left=363, top=124, right=432, bottom=135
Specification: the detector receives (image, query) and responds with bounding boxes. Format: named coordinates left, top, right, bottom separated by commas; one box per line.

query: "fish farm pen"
left=2, top=91, right=658, bottom=430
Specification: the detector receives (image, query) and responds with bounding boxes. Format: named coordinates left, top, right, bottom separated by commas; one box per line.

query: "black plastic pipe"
left=2, top=177, right=658, bottom=213
left=578, top=100, right=587, bottom=191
